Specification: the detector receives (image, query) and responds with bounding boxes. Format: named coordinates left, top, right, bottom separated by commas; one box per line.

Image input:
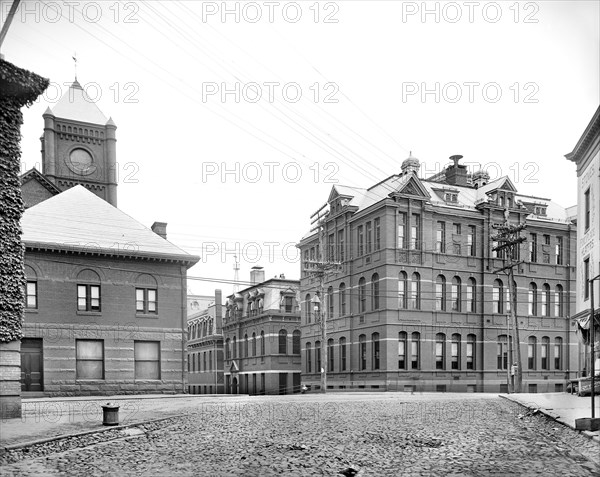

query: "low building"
left=223, top=267, right=301, bottom=395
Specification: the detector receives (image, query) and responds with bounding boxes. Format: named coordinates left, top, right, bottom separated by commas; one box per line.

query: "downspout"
left=181, top=264, right=187, bottom=394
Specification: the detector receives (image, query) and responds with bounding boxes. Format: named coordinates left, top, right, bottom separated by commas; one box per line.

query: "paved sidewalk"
left=502, top=392, right=600, bottom=441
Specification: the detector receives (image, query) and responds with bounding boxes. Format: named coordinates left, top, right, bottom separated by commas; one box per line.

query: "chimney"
left=445, top=155, right=468, bottom=186
left=472, top=169, right=490, bottom=189
left=250, top=266, right=265, bottom=285
left=151, top=222, right=167, bottom=239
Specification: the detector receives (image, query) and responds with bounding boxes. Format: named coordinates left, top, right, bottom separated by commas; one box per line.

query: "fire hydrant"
left=101, top=402, right=120, bottom=426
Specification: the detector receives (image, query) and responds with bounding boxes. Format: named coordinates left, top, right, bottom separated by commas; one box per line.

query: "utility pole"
left=492, top=209, right=527, bottom=393
left=304, top=203, right=341, bottom=393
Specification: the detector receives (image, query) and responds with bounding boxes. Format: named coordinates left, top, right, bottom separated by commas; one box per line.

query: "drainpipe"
left=181, top=264, right=187, bottom=394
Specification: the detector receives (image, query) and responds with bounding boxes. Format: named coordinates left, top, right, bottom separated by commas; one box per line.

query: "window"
left=77, top=284, right=100, bottom=311
left=283, top=296, right=293, bottom=313
left=541, top=337, right=549, bottom=370
left=76, top=340, right=104, bottom=379
left=327, top=286, right=334, bottom=319
left=451, top=334, right=461, bottom=370
left=541, top=284, right=550, bottom=316
left=225, top=338, right=231, bottom=360
left=410, top=272, right=420, bottom=309
left=252, top=332, right=257, bottom=356
left=436, top=221, right=446, bottom=253
left=584, top=258, right=590, bottom=300
left=292, top=330, right=301, bottom=354
left=497, top=335, right=508, bottom=370
left=209, top=350, right=212, bottom=371
left=528, top=336, right=537, bottom=370
left=278, top=330, right=287, bottom=354
left=398, top=272, right=407, bottom=309
left=554, top=337, right=562, bottom=370
left=554, top=285, right=564, bottom=317
left=315, top=340, right=321, bottom=372
left=366, top=221, right=372, bottom=254
left=451, top=276, right=461, bottom=311
left=466, top=334, right=476, bottom=370
left=358, top=225, right=364, bottom=256
left=372, top=333, right=380, bottom=370
left=453, top=223, right=461, bottom=235
left=555, top=237, right=563, bottom=265
left=506, top=284, right=512, bottom=314
left=233, top=336, right=237, bottom=358
left=339, top=283, right=346, bottom=316
left=260, top=331, right=265, bottom=355
left=371, top=273, right=380, bottom=310
left=339, top=229, right=345, bottom=262
left=410, top=214, right=421, bottom=249
left=435, top=333, right=446, bottom=369
left=26, top=281, right=37, bottom=309
left=435, top=275, right=446, bottom=311
left=398, top=332, right=407, bottom=369
left=528, top=283, right=538, bottom=316
left=328, top=339, right=335, bottom=372
left=467, top=225, right=476, bottom=256
left=244, top=334, right=249, bottom=357
left=203, top=352, right=207, bottom=371
left=305, top=293, right=312, bottom=323
left=467, top=278, right=476, bottom=313
left=411, top=332, right=420, bottom=369
left=493, top=279, right=503, bottom=314
left=585, top=188, right=590, bottom=231
left=359, top=335, right=367, bottom=370
left=339, top=337, right=347, bottom=371
left=328, top=233, right=335, bottom=261
left=359, top=277, right=366, bottom=313
left=398, top=212, right=407, bottom=248
left=306, top=342, right=312, bottom=372
left=529, top=233, right=537, bottom=262
left=374, top=218, right=381, bottom=251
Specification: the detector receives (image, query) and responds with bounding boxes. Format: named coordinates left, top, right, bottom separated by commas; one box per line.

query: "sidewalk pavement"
left=502, top=392, right=600, bottom=442
left=0, top=394, right=240, bottom=450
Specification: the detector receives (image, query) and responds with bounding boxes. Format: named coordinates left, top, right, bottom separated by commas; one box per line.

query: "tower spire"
left=233, top=254, right=240, bottom=293
left=72, top=52, right=78, bottom=81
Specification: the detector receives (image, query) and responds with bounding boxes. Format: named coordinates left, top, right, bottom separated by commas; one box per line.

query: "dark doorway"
left=279, top=373, right=287, bottom=395
left=232, top=377, right=238, bottom=394
left=21, top=338, right=43, bottom=392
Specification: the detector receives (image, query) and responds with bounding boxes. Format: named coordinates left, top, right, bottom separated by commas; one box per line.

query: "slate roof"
left=22, top=185, right=199, bottom=264
left=49, top=80, right=109, bottom=125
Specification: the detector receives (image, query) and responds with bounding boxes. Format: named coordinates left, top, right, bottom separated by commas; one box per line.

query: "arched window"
left=292, top=330, right=301, bottom=354
left=278, top=329, right=287, bottom=354
left=327, top=286, right=334, bottom=319
left=260, top=331, right=265, bottom=355
left=315, top=340, right=321, bottom=372
left=554, top=337, right=563, bottom=370
left=359, top=334, right=367, bottom=370
left=411, top=273, right=420, bottom=309
left=411, top=332, right=420, bottom=369
left=451, top=334, right=461, bottom=370
left=467, top=278, right=476, bottom=312
left=541, top=336, right=549, bottom=370
left=398, top=332, right=407, bottom=369
left=327, top=339, right=334, bottom=372
left=225, top=338, right=231, bottom=360
left=372, top=332, right=380, bottom=370
left=339, top=283, right=346, bottom=316
left=398, top=272, right=407, bottom=309
left=371, top=273, right=380, bottom=310
left=232, top=336, right=237, bottom=359
left=359, top=277, right=366, bottom=313
left=493, top=279, right=503, bottom=314
left=339, top=337, right=347, bottom=371
left=252, top=332, right=257, bottom=356
left=497, top=335, right=509, bottom=370
left=554, top=285, right=564, bottom=317
left=466, top=334, right=476, bottom=370
left=306, top=342, right=312, bottom=373
left=528, top=283, right=538, bottom=316
left=305, top=293, right=312, bottom=323
left=541, top=284, right=550, bottom=317
left=451, top=277, right=461, bottom=311
left=244, top=334, right=249, bottom=357
left=435, top=275, right=446, bottom=311
left=528, top=336, right=537, bottom=369
left=435, top=333, right=446, bottom=369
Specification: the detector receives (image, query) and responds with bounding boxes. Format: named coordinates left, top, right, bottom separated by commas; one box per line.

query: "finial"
left=72, top=52, right=78, bottom=81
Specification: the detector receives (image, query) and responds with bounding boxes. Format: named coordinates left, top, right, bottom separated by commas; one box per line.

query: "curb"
left=2, top=413, right=187, bottom=453
left=499, top=395, right=600, bottom=443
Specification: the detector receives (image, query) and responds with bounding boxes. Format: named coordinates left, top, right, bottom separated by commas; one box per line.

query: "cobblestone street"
left=1, top=393, right=599, bottom=476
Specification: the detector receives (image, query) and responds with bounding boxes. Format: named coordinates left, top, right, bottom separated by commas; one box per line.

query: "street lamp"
left=311, top=293, right=326, bottom=393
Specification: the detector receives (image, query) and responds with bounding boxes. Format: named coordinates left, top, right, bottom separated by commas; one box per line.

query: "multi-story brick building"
left=222, top=267, right=301, bottom=395
left=298, top=155, right=577, bottom=393
left=18, top=80, right=199, bottom=396
left=187, top=290, right=225, bottom=394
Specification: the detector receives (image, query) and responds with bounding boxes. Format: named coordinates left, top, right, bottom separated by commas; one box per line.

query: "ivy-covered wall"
left=0, top=59, right=48, bottom=343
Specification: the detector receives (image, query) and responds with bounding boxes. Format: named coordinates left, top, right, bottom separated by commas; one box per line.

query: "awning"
left=574, top=309, right=600, bottom=345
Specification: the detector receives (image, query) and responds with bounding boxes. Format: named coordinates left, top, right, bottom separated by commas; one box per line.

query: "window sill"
left=136, top=313, right=159, bottom=319
left=24, top=309, right=39, bottom=314
left=76, top=379, right=105, bottom=383
left=77, top=311, right=102, bottom=316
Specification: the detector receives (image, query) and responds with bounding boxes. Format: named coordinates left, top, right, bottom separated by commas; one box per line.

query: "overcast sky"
left=5, top=0, right=599, bottom=296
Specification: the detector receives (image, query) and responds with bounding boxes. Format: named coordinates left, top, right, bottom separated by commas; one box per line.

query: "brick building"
left=19, top=80, right=199, bottom=396
left=223, top=267, right=301, bottom=395
left=298, top=155, right=577, bottom=393
left=187, top=290, right=225, bottom=394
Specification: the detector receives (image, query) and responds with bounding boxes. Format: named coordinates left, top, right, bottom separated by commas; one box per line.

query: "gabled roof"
left=22, top=185, right=199, bottom=265
left=20, top=168, right=61, bottom=195
left=49, top=80, right=109, bottom=125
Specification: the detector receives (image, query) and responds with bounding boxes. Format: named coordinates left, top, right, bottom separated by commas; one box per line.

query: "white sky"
left=4, top=0, right=599, bottom=295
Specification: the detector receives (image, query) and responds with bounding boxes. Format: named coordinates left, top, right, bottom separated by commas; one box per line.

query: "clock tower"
left=41, top=80, right=118, bottom=206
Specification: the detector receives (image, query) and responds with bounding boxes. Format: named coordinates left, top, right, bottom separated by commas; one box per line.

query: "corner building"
left=298, top=155, right=577, bottom=393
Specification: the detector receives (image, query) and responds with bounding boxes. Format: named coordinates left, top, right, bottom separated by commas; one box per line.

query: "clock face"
left=68, top=148, right=96, bottom=175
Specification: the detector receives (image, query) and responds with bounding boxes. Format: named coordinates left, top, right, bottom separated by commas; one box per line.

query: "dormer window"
left=444, top=192, right=458, bottom=203
left=534, top=206, right=547, bottom=216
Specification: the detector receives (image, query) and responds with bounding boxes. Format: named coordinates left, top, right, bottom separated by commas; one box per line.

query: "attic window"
left=534, top=206, right=547, bottom=216
left=444, top=192, right=458, bottom=203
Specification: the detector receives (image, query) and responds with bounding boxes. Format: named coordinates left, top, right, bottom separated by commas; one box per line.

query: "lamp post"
left=311, top=293, right=326, bottom=393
